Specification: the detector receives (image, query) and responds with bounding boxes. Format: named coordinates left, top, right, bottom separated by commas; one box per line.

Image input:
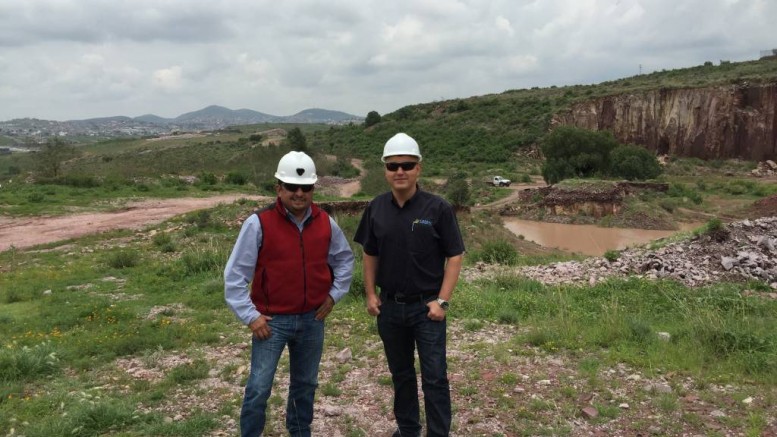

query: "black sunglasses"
left=385, top=161, right=418, bottom=172
left=281, top=182, right=314, bottom=193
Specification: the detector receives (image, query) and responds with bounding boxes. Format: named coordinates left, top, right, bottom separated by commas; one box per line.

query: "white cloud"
left=495, top=16, right=515, bottom=37
left=152, top=67, right=183, bottom=92
left=0, top=0, right=774, bottom=121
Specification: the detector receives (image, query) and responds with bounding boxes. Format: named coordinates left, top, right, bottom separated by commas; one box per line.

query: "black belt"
left=384, top=292, right=437, bottom=304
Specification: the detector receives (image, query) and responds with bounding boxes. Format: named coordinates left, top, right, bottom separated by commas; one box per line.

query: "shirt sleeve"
left=328, top=216, right=355, bottom=303
left=224, top=214, right=262, bottom=325
left=353, top=202, right=378, bottom=255
left=438, top=202, right=465, bottom=257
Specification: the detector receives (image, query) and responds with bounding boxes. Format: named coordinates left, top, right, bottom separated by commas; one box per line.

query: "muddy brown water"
left=503, top=218, right=702, bottom=256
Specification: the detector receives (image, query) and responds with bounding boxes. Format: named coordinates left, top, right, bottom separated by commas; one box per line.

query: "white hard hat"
left=381, top=133, right=423, bottom=162
left=274, top=151, right=318, bottom=184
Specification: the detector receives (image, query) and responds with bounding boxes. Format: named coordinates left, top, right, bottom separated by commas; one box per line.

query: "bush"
left=225, top=171, right=247, bottom=185
left=609, top=144, right=662, bottom=180
left=477, top=240, right=518, bottom=265
left=199, top=172, right=218, bottom=185
left=27, top=192, right=45, bottom=203
left=152, top=233, right=177, bottom=253
left=179, top=247, right=227, bottom=275
left=0, top=341, right=61, bottom=382
left=445, top=172, right=471, bottom=207
left=106, top=250, right=140, bottom=269
left=667, top=183, right=703, bottom=204
left=541, top=126, right=619, bottom=184
left=603, top=250, right=620, bottom=262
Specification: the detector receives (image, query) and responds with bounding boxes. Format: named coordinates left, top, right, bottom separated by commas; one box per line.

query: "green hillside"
left=311, top=58, right=777, bottom=169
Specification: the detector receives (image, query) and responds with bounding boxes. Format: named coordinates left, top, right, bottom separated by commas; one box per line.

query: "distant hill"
left=134, top=114, right=172, bottom=124
left=0, top=106, right=363, bottom=139
left=174, top=105, right=276, bottom=125
left=284, top=108, right=363, bottom=123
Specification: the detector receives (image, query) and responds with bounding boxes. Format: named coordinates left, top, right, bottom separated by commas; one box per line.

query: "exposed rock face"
left=552, top=83, right=777, bottom=160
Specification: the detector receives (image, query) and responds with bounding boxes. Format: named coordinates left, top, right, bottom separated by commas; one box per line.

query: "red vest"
left=250, top=199, right=333, bottom=315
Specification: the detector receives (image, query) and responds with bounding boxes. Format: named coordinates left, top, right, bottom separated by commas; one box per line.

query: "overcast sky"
left=0, top=0, right=774, bottom=121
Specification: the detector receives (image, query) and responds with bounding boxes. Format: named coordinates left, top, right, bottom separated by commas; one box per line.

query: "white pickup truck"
left=489, top=176, right=511, bottom=187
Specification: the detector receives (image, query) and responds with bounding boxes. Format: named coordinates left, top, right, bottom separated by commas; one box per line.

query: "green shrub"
left=27, top=192, right=45, bottom=203
left=153, top=232, right=177, bottom=253
left=603, top=250, right=620, bottom=262
left=477, top=240, right=518, bottom=265
left=0, top=341, right=61, bottom=382
left=446, top=172, right=471, bottom=207
left=225, top=171, right=247, bottom=185
left=199, top=172, right=218, bottom=185
left=179, top=247, right=228, bottom=275
left=667, top=183, right=703, bottom=204
left=167, top=359, right=209, bottom=383
left=704, top=217, right=724, bottom=234
left=609, top=144, right=662, bottom=180
left=541, top=126, right=619, bottom=184
left=106, top=250, right=140, bottom=269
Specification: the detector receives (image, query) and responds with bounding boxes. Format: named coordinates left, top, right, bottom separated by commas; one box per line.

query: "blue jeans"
left=378, top=298, right=450, bottom=437
left=240, top=311, right=324, bottom=437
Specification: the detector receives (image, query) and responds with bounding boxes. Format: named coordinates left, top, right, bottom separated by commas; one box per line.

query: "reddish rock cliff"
left=552, top=83, right=777, bottom=160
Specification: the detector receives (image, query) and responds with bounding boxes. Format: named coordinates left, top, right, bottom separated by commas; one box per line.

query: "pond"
left=503, top=218, right=701, bottom=256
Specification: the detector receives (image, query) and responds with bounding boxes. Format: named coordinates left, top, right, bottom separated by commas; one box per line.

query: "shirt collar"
left=391, top=184, right=421, bottom=208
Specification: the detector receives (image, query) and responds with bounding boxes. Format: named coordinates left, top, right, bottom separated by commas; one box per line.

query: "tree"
left=609, top=144, right=662, bottom=180
left=365, top=111, right=381, bottom=128
left=35, top=137, right=77, bottom=178
left=540, top=126, right=618, bottom=184
left=445, top=171, right=471, bottom=207
left=285, top=127, right=307, bottom=152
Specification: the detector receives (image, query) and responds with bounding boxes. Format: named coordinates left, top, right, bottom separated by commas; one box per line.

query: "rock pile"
left=464, top=217, right=777, bottom=290
left=751, top=160, right=777, bottom=177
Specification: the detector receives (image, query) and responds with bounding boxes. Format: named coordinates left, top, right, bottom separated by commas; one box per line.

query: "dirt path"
left=0, top=194, right=269, bottom=252
left=0, top=155, right=368, bottom=252
left=473, top=177, right=547, bottom=211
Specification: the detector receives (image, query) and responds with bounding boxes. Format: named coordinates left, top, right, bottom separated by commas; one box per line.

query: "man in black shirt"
left=354, top=133, right=465, bottom=437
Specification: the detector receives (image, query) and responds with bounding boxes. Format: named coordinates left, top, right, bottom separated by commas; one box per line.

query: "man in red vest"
left=225, top=151, right=354, bottom=437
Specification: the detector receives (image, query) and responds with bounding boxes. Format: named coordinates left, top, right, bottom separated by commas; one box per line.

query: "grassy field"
left=1, top=201, right=775, bottom=436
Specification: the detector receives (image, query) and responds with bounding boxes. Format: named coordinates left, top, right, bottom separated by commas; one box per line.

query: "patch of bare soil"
left=318, top=157, right=365, bottom=198
left=0, top=194, right=269, bottom=252
left=746, top=193, right=777, bottom=219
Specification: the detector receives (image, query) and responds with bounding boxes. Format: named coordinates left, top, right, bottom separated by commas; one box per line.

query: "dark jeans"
left=378, top=297, right=450, bottom=437
left=240, top=311, right=324, bottom=437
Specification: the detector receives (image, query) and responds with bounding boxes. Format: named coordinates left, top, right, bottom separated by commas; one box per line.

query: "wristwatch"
left=436, top=298, right=449, bottom=310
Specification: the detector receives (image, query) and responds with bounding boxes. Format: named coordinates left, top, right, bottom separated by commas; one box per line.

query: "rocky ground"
left=463, top=216, right=777, bottom=293
left=102, top=216, right=776, bottom=437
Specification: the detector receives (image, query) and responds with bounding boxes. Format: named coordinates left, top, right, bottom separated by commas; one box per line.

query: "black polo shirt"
left=354, top=188, right=465, bottom=296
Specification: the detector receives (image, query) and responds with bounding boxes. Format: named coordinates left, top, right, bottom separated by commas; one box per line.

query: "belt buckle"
left=393, top=294, right=406, bottom=304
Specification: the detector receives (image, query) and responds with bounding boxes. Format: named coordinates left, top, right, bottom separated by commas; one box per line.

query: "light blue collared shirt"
left=224, top=205, right=354, bottom=326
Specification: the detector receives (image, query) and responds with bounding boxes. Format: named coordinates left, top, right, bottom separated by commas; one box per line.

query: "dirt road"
left=0, top=194, right=269, bottom=252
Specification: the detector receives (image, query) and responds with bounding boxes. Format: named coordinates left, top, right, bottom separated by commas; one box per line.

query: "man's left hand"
left=426, top=301, right=446, bottom=321
left=315, top=296, right=335, bottom=320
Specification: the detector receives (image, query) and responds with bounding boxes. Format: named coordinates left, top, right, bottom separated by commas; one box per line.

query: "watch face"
left=439, top=300, right=449, bottom=310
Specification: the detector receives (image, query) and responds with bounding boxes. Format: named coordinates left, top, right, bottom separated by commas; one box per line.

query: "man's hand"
left=426, top=301, right=446, bottom=321
left=365, top=293, right=381, bottom=317
left=315, top=296, right=335, bottom=321
left=248, top=315, right=273, bottom=340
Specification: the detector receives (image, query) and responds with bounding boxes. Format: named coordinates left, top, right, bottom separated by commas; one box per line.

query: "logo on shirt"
left=412, top=218, right=433, bottom=231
